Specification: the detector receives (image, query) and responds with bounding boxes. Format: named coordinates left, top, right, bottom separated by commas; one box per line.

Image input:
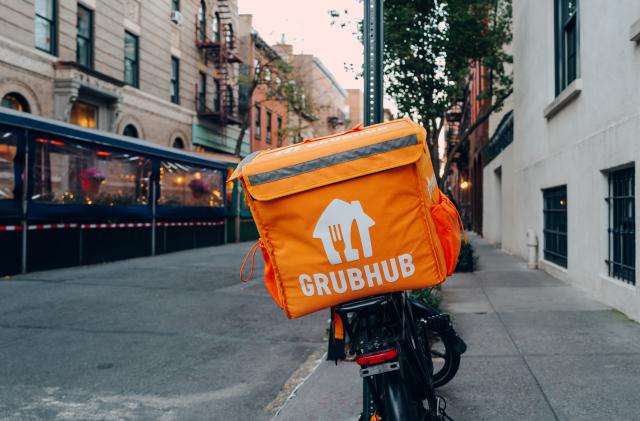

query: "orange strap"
left=240, top=241, right=261, bottom=283
left=332, top=310, right=344, bottom=340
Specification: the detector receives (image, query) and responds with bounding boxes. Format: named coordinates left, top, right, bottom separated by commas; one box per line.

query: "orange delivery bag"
left=230, top=118, right=464, bottom=319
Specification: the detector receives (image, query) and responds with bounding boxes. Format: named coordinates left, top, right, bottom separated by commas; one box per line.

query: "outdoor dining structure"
left=0, top=108, right=246, bottom=276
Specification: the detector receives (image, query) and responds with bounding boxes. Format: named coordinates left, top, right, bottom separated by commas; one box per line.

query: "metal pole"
left=21, top=130, right=29, bottom=273
left=362, top=2, right=384, bottom=417
left=364, top=0, right=384, bottom=126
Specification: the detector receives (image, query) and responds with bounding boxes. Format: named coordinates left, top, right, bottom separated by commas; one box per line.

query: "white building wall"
left=484, top=0, right=640, bottom=321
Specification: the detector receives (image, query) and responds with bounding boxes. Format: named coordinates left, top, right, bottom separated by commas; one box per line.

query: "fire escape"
left=195, top=0, right=243, bottom=125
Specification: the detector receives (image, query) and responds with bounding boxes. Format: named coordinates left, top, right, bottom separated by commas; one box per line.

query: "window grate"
left=543, top=186, right=568, bottom=268
left=606, top=167, right=635, bottom=285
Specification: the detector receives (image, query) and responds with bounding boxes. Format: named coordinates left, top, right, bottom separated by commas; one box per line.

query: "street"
left=0, top=242, right=325, bottom=421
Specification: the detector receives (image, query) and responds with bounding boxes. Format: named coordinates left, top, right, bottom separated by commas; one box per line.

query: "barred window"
left=543, top=186, right=568, bottom=267
left=606, top=166, right=635, bottom=284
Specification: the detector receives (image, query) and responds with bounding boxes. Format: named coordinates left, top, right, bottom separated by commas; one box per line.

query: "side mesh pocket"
left=430, top=193, right=464, bottom=276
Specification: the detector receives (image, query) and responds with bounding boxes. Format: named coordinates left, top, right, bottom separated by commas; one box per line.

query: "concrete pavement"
left=273, top=235, right=640, bottom=421
left=0, top=242, right=326, bottom=421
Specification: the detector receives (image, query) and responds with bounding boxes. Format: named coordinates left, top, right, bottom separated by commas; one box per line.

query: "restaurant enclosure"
left=0, top=108, right=253, bottom=276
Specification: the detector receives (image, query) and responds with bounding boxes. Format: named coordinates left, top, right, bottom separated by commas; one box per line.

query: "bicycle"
left=331, top=292, right=464, bottom=421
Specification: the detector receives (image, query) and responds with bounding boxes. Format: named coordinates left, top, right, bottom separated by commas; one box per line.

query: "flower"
left=80, top=168, right=105, bottom=181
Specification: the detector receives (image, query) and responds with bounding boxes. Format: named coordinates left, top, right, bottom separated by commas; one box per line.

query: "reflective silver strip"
left=247, top=134, right=418, bottom=186
left=235, top=150, right=261, bottom=174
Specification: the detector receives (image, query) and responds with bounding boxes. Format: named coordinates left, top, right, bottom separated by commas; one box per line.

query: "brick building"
left=0, top=0, right=250, bottom=158
left=238, top=15, right=288, bottom=153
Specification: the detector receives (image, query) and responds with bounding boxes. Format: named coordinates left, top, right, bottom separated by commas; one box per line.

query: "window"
left=0, top=125, right=18, bottom=201
left=543, top=186, right=568, bottom=267
left=122, top=124, right=138, bottom=138
left=32, top=137, right=151, bottom=206
left=277, top=115, right=283, bottom=146
left=266, top=110, right=272, bottom=144
left=226, top=86, right=234, bottom=114
left=158, top=161, right=224, bottom=207
left=606, top=166, right=635, bottom=284
left=255, top=104, right=261, bottom=139
left=1, top=93, right=31, bottom=113
left=35, top=0, right=56, bottom=54
left=213, top=80, right=221, bottom=112
left=212, top=12, right=220, bottom=42
left=198, top=72, right=206, bottom=112
left=70, top=102, right=97, bottom=129
left=170, top=57, right=180, bottom=104
left=198, top=1, right=206, bottom=41
left=171, top=0, right=179, bottom=12
left=76, top=5, right=93, bottom=68
left=124, top=31, right=139, bottom=87
left=172, top=137, right=184, bottom=149
left=554, top=0, right=579, bottom=94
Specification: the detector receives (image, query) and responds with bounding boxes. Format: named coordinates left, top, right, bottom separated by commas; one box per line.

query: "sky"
left=238, top=0, right=364, bottom=92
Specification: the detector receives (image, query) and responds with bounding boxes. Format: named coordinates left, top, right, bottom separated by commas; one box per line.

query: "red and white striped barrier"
left=81, top=222, right=152, bottom=229
left=28, top=223, right=79, bottom=230
left=0, top=225, right=22, bottom=232
left=0, top=221, right=224, bottom=232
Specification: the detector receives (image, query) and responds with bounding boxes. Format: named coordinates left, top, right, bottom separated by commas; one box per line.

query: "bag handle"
left=302, top=123, right=363, bottom=143
left=240, top=241, right=261, bottom=283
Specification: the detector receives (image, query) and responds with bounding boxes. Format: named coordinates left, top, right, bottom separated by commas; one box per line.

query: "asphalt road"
left=0, top=242, right=326, bottom=421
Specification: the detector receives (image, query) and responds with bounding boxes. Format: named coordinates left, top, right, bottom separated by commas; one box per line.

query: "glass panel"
left=255, top=105, right=261, bottom=138
left=31, top=137, right=151, bottom=206
left=77, top=7, right=91, bottom=38
left=77, top=37, right=89, bottom=67
left=70, top=102, right=97, bottom=129
left=0, top=126, right=18, bottom=200
left=124, top=32, right=136, bottom=60
left=35, top=0, right=54, bottom=19
left=171, top=0, right=179, bottom=12
left=158, top=161, right=224, bottom=207
left=2, top=94, right=29, bottom=113
left=212, top=13, right=220, bottom=41
left=35, top=17, right=52, bottom=52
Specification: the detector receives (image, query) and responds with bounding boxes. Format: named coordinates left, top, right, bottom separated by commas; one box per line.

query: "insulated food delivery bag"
left=230, top=119, right=463, bottom=318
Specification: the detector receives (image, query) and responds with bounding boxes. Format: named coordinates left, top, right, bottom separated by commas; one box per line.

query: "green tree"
left=332, top=0, right=512, bottom=185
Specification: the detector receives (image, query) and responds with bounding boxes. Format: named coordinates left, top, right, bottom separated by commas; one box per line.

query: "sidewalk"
left=273, top=234, right=640, bottom=421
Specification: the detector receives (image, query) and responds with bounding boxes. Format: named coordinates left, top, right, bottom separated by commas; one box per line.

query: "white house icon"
left=313, top=199, right=375, bottom=265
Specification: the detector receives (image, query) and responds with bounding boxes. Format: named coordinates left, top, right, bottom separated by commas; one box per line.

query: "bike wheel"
left=380, top=370, right=425, bottom=421
left=430, top=332, right=461, bottom=388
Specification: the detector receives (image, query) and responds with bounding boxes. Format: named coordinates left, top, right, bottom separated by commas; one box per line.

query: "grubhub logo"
left=298, top=199, right=416, bottom=297
left=312, top=199, right=375, bottom=264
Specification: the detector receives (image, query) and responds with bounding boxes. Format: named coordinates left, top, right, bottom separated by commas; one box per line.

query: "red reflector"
left=96, top=151, right=111, bottom=156
left=50, top=140, right=65, bottom=146
left=355, top=348, right=398, bottom=366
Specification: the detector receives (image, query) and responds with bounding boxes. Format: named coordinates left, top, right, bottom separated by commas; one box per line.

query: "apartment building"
left=0, top=0, right=250, bottom=157
left=238, top=15, right=288, bottom=152
left=483, top=0, right=640, bottom=320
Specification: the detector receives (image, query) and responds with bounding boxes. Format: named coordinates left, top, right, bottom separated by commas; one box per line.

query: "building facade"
left=483, top=0, right=640, bottom=320
left=347, top=88, right=363, bottom=128
left=287, top=52, right=348, bottom=138
left=0, top=0, right=250, bottom=157
left=238, top=15, right=288, bottom=153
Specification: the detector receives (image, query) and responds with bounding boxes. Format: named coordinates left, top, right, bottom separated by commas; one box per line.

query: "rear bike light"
left=355, top=348, right=398, bottom=366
